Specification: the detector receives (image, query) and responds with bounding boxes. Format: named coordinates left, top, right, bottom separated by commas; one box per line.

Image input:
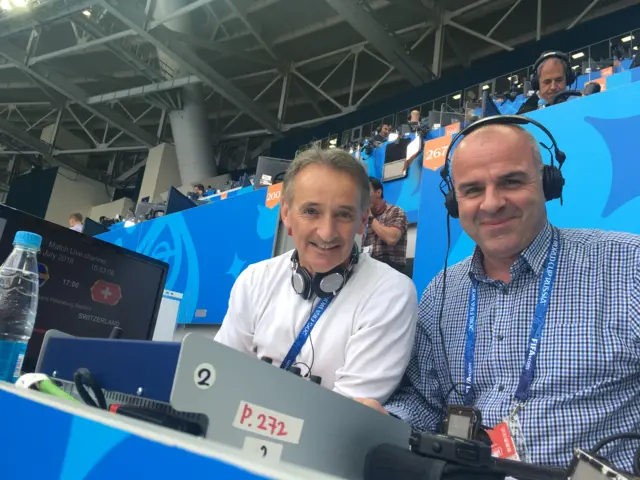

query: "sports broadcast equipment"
left=36, top=331, right=411, bottom=480
left=440, top=115, right=567, bottom=219
left=291, top=245, right=359, bottom=300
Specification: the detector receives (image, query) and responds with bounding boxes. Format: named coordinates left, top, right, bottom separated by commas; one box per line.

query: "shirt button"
left=498, top=385, right=505, bottom=392
left=496, top=334, right=504, bottom=341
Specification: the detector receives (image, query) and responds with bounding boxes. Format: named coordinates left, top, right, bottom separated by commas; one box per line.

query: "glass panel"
left=447, top=93, right=462, bottom=110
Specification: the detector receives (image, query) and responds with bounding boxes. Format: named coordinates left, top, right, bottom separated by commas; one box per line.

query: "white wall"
left=89, top=197, right=134, bottom=222
left=45, top=168, right=112, bottom=227
left=138, top=143, right=182, bottom=204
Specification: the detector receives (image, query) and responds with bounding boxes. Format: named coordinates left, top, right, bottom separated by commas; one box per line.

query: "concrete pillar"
left=138, top=143, right=181, bottom=204
left=154, top=0, right=217, bottom=185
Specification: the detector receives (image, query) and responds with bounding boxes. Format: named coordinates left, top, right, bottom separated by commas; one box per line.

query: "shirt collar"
left=469, top=221, right=554, bottom=281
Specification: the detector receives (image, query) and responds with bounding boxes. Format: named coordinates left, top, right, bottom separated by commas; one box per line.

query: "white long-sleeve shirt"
left=215, top=250, right=418, bottom=403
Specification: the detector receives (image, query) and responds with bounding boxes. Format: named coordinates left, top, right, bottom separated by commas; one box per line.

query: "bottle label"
left=0, top=340, right=27, bottom=383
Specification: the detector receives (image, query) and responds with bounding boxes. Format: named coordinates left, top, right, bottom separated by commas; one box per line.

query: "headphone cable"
left=438, top=213, right=474, bottom=404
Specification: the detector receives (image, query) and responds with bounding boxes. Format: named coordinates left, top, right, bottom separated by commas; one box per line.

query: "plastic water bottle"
left=0, top=231, right=42, bottom=383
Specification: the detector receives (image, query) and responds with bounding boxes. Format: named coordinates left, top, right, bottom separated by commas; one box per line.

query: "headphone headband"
left=440, top=115, right=567, bottom=218
left=290, top=245, right=359, bottom=300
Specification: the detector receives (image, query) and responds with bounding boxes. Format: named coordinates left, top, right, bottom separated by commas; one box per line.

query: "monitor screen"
left=481, top=90, right=501, bottom=118
left=254, top=156, right=292, bottom=189
left=166, top=186, right=197, bottom=216
left=0, top=205, right=168, bottom=373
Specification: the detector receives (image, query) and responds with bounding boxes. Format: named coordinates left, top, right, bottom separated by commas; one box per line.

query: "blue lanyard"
left=462, top=230, right=560, bottom=406
left=280, top=296, right=333, bottom=371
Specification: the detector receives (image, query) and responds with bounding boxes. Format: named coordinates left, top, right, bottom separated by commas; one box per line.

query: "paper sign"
left=600, top=66, right=613, bottom=77
left=266, top=183, right=282, bottom=209
left=445, top=122, right=461, bottom=136
left=423, top=135, right=452, bottom=171
left=221, top=192, right=228, bottom=200
left=233, top=400, right=304, bottom=444
left=242, top=436, right=283, bottom=464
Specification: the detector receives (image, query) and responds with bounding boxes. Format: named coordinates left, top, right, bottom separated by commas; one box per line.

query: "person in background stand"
left=372, top=124, right=391, bottom=143
left=215, top=148, right=417, bottom=403
left=193, top=184, right=205, bottom=199
left=69, top=213, right=84, bottom=233
left=355, top=123, right=640, bottom=471
left=517, top=51, right=574, bottom=114
left=363, top=177, right=408, bottom=273
left=409, top=110, right=420, bottom=123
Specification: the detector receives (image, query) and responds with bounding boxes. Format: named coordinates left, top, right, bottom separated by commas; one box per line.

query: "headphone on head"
left=530, top=51, right=576, bottom=91
left=291, top=245, right=359, bottom=300
left=439, top=115, right=567, bottom=219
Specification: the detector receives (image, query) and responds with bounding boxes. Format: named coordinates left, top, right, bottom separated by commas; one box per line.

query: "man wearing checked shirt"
left=356, top=124, right=640, bottom=471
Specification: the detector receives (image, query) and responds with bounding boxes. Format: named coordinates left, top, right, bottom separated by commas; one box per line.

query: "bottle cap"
left=14, top=231, right=42, bottom=250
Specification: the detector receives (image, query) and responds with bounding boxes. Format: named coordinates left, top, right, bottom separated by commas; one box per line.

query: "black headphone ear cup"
left=565, top=63, right=576, bottom=86
left=542, top=165, right=564, bottom=201
left=445, top=190, right=459, bottom=219
left=530, top=72, right=539, bottom=92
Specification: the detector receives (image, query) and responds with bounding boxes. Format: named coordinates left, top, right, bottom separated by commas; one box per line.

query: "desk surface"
left=0, top=383, right=345, bottom=480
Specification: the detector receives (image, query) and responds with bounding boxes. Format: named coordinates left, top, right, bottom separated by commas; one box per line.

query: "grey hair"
left=282, top=147, right=371, bottom=213
left=537, top=56, right=564, bottom=81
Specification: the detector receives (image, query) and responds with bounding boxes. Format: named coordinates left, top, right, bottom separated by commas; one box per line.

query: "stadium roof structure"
left=0, top=0, right=635, bottom=184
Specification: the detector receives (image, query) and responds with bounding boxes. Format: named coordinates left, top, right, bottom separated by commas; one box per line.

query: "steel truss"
left=0, top=0, right=633, bottom=177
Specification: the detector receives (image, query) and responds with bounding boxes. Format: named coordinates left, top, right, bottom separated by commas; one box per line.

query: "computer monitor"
left=83, top=218, right=109, bottom=237
left=254, top=156, right=292, bottom=189
left=428, top=111, right=464, bottom=128
left=0, top=204, right=168, bottom=373
left=166, top=186, right=197, bottom=216
left=382, top=137, right=412, bottom=182
left=481, top=90, right=501, bottom=117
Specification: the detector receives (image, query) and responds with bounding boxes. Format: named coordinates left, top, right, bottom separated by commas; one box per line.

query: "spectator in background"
left=517, top=51, right=573, bottom=114
left=363, top=177, right=408, bottom=273
left=409, top=110, right=420, bottom=123
left=193, top=184, right=205, bottom=199
left=69, top=213, right=84, bottom=233
left=372, top=124, right=391, bottom=143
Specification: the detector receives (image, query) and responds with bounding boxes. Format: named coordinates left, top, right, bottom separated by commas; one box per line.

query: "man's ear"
left=356, top=210, right=368, bottom=236
left=280, top=200, right=291, bottom=230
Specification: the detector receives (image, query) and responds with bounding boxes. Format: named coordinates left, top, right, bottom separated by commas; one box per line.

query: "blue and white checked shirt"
left=385, top=222, right=640, bottom=470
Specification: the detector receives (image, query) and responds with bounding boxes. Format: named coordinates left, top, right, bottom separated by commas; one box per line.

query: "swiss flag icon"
left=91, top=280, right=122, bottom=306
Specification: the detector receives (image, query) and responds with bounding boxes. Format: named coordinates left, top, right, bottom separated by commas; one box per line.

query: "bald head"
left=451, top=124, right=542, bottom=184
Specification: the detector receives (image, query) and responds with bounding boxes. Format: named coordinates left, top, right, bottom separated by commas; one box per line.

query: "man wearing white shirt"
left=69, top=213, right=84, bottom=233
left=215, top=147, right=418, bottom=403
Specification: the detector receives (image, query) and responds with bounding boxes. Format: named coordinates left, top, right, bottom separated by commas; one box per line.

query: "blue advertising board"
left=98, top=185, right=282, bottom=325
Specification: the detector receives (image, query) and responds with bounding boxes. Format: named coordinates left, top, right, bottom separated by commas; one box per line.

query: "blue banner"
left=98, top=186, right=282, bottom=325
left=0, top=386, right=269, bottom=479
left=413, top=77, right=640, bottom=297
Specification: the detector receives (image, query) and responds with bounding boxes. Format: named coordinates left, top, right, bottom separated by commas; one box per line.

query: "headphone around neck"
left=291, top=245, right=359, bottom=300
left=439, top=115, right=567, bottom=219
left=530, top=51, right=576, bottom=91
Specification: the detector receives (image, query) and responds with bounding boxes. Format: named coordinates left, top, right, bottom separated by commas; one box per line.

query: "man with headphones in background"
left=215, top=147, right=418, bottom=404
left=356, top=116, right=640, bottom=472
left=517, top=51, right=576, bottom=114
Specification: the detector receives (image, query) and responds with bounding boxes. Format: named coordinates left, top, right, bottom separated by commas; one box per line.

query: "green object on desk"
left=37, top=378, right=77, bottom=403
